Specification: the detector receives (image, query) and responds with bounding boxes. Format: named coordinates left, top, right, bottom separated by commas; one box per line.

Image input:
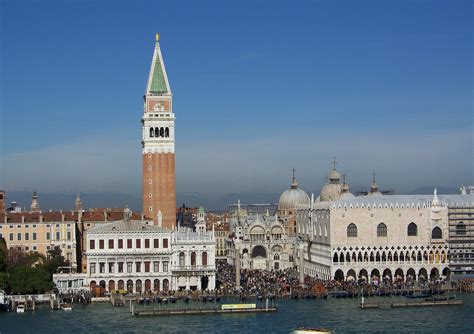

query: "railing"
left=171, top=265, right=216, bottom=272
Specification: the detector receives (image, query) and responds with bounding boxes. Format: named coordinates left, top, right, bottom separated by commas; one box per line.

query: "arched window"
left=165, top=127, right=169, bottom=137
left=149, top=128, right=154, bottom=137
left=347, top=223, right=357, bottom=237
left=377, top=223, right=387, bottom=237
left=179, top=252, right=185, bottom=267
left=202, top=252, right=208, bottom=266
left=456, top=222, right=466, bottom=235
left=432, top=227, right=442, bottom=239
left=155, top=127, right=159, bottom=137
left=160, top=127, right=164, bottom=137
left=191, top=252, right=196, bottom=266
left=407, top=222, right=417, bottom=236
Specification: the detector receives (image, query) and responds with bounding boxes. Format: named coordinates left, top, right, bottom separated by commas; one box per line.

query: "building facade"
left=228, top=211, right=294, bottom=271
left=297, top=189, right=474, bottom=282
left=85, top=209, right=173, bottom=293
left=0, top=211, right=78, bottom=269
left=142, top=34, right=176, bottom=229
left=54, top=208, right=216, bottom=293
left=447, top=190, right=474, bottom=279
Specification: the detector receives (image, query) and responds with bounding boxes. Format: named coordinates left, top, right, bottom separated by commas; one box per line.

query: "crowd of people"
left=216, top=261, right=449, bottom=298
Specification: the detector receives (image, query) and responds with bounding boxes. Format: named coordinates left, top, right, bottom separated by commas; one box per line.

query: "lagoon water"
left=1, top=293, right=473, bottom=333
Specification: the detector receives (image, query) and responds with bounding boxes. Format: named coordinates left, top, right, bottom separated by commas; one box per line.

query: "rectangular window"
left=99, top=240, right=104, bottom=249
left=135, top=262, right=141, bottom=273
left=127, top=239, right=132, bottom=248
left=127, top=262, right=132, bottom=273
left=136, top=239, right=141, bottom=248
left=145, top=239, right=150, bottom=248
left=108, top=262, right=114, bottom=273
left=163, top=238, right=168, bottom=248
left=33, top=232, right=37, bottom=241
left=90, top=263, right=96, bottom=274
left=9, top=233, right=13, bottom=241
left=33, top=246, right=37, bottom=251
left=108, top=239, right=114, bottom=249
left=25, top=232, right=29, bottom=241
left=46, top=232, right=51, bottom=240
left=154, top=239, right=159, bottom=248
left=99, top=263, right=105, bottom=273
left=90, top=239, right=95, bottom=250
left=162, top=261, right=168, bottom=272
left=56, top=231, right=60, bottom=240
left=17, top=233, right=21, bottom=241
left=118, top=239, right=123, bottom=249
left=144, top=261, right=150, bottom=272
left=118, top=262, right=124, bottom=273
left=67, top=231, right=71, bottom=241
left=32, top=224, right=36, bottom=228
left=154, top=261, right=160, bottom=272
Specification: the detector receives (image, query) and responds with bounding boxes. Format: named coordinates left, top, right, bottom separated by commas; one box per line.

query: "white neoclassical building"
left=54, top=208, right=216, bottom=293
left=296, top=189, right=474, bottom=282
left=85, top=209, right=174, bottom=293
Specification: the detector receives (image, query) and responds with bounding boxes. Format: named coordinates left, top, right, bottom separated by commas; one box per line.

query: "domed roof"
left=278, top=177, right=310, bottom=210
left=320, top=183, right=342, bottom=202
left=329, top=169, right=341, bottom=182
left=340, top=192, right=355, bottom=200
left=368, top=171, right=383, bottom=197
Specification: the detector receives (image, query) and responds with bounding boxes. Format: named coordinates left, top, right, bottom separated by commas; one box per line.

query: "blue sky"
left=1, top=0, right=472, bottom=209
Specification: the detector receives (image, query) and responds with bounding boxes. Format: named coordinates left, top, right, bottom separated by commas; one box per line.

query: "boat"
left=0, top=291, right=11, bottom=311
left=61, top=303, right=73, bottom=311
left=426, top=295, right=456, bottom=302
left=292, top=327, right=332, bottom=334
left=169, top=296, right=178, bottom=303
left=406, top=293, right=431, bottom=299
left=16, top=305, right=25, bottom=313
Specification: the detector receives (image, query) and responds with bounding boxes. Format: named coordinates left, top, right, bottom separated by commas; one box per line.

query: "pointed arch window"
left=155, top=127, right=159, bottom=137
left=377, top=223, right=387, bottom=237
left=407, top=222, right=417, bottom=236
left=347, top=223, right=357, bottom=237
left=165, top=127, right=169, bottom=137
left=149, top=128, right=154, bottom=137
left=160, top=127, right=164, bottom=137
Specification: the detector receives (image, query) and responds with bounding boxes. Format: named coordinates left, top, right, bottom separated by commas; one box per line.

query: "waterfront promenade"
left=1, top=293, right=473, bottom=333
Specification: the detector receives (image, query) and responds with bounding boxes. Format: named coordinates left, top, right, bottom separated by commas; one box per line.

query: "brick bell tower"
left=142, top=33, right=176, bottom=229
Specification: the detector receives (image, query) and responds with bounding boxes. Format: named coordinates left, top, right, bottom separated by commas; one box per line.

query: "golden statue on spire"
left=155, top=33, right=160, bottom=42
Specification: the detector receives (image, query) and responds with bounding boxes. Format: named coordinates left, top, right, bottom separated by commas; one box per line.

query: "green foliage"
left=43, top=246, right=69, bottom=275
left=8, top=266, right=51, bottom=294
left=0, top=272, right=8, bottom=290
left=0, top=237, right=7, bottom=272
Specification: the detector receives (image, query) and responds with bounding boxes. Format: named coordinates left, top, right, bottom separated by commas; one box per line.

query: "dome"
left=320, top=183, right=342, bottom=202
left=278, top=177, right=310, bottom=210
left=329, top=169, right=341, bottom=182
left=339, top=192, right=355, bottom=200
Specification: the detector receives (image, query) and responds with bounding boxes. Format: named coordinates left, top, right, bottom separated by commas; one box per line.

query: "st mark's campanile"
left=142, top=34, right=176, bottom=229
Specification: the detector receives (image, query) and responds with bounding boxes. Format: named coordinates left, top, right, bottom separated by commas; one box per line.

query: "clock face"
left=153, top=101, right=164, bottom=111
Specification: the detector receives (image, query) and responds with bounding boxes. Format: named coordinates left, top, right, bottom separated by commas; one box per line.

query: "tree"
left=7, top=248, right=44, bottom=269
left=0, top=237, right=7, bottom=272
left=8, top=266, right=51, bottom=294
left=43, top=246, right=69, bottom=275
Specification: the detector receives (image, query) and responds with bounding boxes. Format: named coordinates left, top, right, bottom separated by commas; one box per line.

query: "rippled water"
left=1, top=293, right=473, bottom=333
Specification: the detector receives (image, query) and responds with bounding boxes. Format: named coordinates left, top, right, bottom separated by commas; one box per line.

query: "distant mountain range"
left=2, top=186, right=462, bottom=213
